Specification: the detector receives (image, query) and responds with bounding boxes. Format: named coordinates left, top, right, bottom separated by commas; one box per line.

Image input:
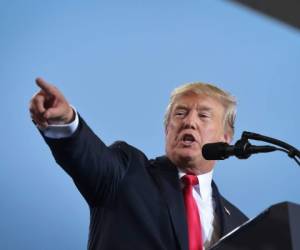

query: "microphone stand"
left=237, top=131, right=300, bottom=166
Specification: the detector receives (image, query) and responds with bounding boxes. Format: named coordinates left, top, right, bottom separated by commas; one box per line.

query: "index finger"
left=35, top=77, right=57, bottom=95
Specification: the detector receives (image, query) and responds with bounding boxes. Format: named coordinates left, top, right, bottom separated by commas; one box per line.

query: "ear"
left=222, top=131, right=232, bottom=144
left=164, top=120, right=170, bottom=135
left=165, top=125, right=169, bottom=135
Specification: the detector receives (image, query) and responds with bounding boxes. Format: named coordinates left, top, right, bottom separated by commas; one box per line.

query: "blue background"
left=1, top=1, right=299, bottom=249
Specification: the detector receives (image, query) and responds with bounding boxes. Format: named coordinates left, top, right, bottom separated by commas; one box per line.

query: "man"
left=30, top=78, right=248, bottom=250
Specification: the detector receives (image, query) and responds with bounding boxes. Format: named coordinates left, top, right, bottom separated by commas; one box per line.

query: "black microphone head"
left=202, top=142, right=231, bottom=160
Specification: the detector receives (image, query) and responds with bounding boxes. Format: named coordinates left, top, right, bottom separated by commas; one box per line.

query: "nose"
left=183, top=110, right=197, bottom=129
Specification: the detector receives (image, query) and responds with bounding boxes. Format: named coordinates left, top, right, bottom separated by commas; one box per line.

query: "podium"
left=210, top=202, right=300, bottom=250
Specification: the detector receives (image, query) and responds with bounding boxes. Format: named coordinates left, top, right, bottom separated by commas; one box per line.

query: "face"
left=165, top=92, right=230, bottom=174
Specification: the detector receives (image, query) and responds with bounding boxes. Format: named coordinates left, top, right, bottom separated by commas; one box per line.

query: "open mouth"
left=181, top=134, right=196, bottom=146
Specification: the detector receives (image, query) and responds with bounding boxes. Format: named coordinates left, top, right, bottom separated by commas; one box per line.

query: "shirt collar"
left=178, top=169, right=213, bottom=201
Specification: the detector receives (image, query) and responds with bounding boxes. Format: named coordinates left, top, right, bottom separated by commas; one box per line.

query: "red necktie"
left=182, top=174, right=203, bottom=250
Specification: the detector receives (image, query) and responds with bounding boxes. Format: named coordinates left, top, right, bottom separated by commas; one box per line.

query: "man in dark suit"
left=30, top=78, right=248, bottom=250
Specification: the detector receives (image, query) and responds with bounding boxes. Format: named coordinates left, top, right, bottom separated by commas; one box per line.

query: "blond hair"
left=164, top=82, right=237, bottom=138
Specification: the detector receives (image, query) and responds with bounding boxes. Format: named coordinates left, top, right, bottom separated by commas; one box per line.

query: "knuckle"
left=29, top=103, right=36, bottom=114
left=29, top=107, right=35, bottom=114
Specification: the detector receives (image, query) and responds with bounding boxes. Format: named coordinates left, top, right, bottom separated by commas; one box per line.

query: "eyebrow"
left=174, top=104, right=213, bottom=112
left=174, top=105, right=188, bottom=110
left=197, top=106, right=213, bottom=112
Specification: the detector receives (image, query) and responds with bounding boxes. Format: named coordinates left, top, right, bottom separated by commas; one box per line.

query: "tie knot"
left=181, top=174, right=198, bottom=186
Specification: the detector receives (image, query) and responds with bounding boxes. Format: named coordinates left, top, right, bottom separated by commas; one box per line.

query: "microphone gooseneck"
left=202, top=131, right=299, bottom=166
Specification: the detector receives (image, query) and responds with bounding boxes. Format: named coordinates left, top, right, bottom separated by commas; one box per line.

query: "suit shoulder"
left=109, top=140, right=144, bottom=154
left=109, top=140, right=149, bottom=163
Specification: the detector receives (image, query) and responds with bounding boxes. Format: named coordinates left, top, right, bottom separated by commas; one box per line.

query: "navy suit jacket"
left=44, top=116, right=248, bottom=250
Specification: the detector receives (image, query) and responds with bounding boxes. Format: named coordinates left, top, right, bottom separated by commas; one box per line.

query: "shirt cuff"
left=41, top=107, right=79, bottom=139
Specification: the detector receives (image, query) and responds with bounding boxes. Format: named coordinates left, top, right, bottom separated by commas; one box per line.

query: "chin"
left=178, top=148, right=199, bottom=159
left=167, top=147, right=200, bottom=167
left=177, top=153, right=199, bottom=165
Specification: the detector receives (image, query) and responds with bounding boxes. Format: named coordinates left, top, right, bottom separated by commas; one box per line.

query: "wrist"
left=64, top=106, right=75, bottom=124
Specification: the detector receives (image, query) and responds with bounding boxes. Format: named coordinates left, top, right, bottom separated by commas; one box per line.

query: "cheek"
left=166, top=124, right=179, bottom=145
left=201, top=125, right=224, bottom=141
left=166, top=130, right=176, bottom=145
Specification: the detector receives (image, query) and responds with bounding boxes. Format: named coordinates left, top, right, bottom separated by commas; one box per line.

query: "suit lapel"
left=149, top=156, right=189, bottom=250
left=212, top=181, right=234, bottom=236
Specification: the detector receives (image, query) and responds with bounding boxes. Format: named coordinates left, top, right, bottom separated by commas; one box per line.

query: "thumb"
left=43, top=107, right=60, bottom=120
left=43, top=105, right=74, bottom=124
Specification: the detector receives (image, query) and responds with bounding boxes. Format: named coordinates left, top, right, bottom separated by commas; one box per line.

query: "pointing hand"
left=29, top=78, right=74, bottom=128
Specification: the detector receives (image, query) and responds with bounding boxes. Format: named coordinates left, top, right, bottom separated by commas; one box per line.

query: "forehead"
left=172, top=92, right=224, bottom=112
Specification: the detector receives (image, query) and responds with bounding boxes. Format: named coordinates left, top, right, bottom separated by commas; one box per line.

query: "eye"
left=198, top=112, right=210, bottom=118
left=174, top=109, right=187, bottom=117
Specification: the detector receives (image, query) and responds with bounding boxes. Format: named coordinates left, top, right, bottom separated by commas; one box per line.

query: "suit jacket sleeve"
left=42, top=115, right=131, bottom=207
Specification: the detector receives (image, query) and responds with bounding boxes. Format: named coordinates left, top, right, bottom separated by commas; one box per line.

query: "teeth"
left=183, top=140, right=193, bottom=145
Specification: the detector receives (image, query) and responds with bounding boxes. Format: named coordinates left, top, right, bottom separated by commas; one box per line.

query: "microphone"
left=202, top=141, right=277, bottom=160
